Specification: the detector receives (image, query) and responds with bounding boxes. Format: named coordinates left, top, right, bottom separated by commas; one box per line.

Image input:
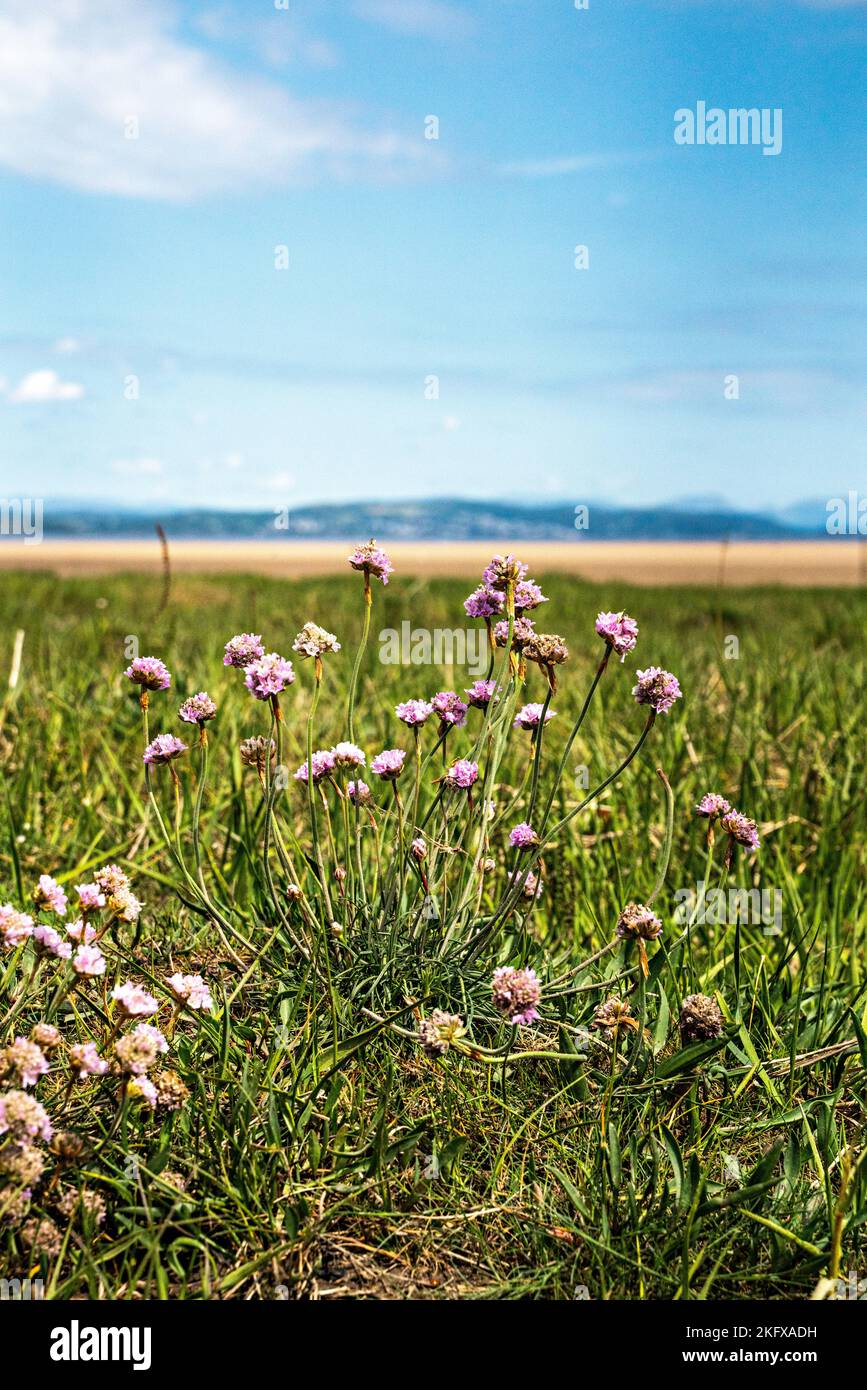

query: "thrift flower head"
left=491, top=966, right=542, bottom=1026
left=94, top=864, right=129, bottom=896
left=178, top=692, right=217, bottom=725
left=523, top=632, right=569, bottom=688
left=509, top=822, right=539, bottom=849
left=331, top=742, right=366, bottom=768
left=720, top=809, right=760, bottom=852
left=348, top=539, right=393, bottom=586
left=1, top=1037, right=49, bottom=1088
left=0, top=1143, right=45, bottom=1184
left=112, top=982, right=159, bottom=1019
left=396, top=699, right=434, bottom=727
left=514, top=580, right=548, bottom=613
left=593, top=997, right=637, bottom=1033
left=465, top=679, right=498, bottom=709
left=72, top=944, right=106, bottom=977
left=244, top=653, right=295, bottom=701
left=154, top=1071, right=190, bottom=1111
left=108, top=888, right=142, bottom=924
left=494, top=616, right=536, bottom=649
left=223, top=633, right=264, bottom=668
left=127, top=1075, right=158, bottom=1108
left=239, top=736, right=276, bottom=771
left=167, top=973, right=213, bottom=1011
left=30, top=1024, right=61, bottom=1051
left=464, top=585, right=504, bottom=619
left=1, top=905, right=34, bottom=948
left=431, top=691, right=468, bottom=728
left=115, top=1024, right=168, bottom=1075
left=633, top=667, right=682, bottom=715
left=595, top=611, right=639, bottom=661
left=513, top=702, right=556, bottom=731
left=294, top=750, right=336, bottom=783
left=696, top=793, right=731, bottom=820
left=616, top=902, right=663, bottom=941
left=33, top=874, right=67, bottom=917
left=507, top=869, right=543, bottom=901
left=32, top=925, right=72, bottom=960
left=411, top=837, right=426, bottom=862
left=143, top=734, right=188, bottom=766
left=347, top=779, right=371, bottom=804
left=124, top=656, right=171, bottom=691
left=66, top=919, right=96, bottom=945
left=68, top=1042, right=108, bottom=1080
left=483, top=555, right=528, bottom=591
left=371, top=749, right=406, bottom=780
left=445, top=759, right=479, bottom=790
left=292, top=622, right=341, bottom=659
left=75, top=883, right=106, bottom=912
left=418, top=1010, right=466, bottom=1058
left=0, top=1090, right=53, bottom=1143
left=680, top=993, right=725, bottom=1044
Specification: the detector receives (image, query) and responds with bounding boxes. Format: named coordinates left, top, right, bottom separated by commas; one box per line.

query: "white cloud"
left=112, top=458, right=164, bottom=476
left=7, top=369, right=84, bottom=402
left=0, top=0, right=426, bottom=200
left=498, top=153, right=636, bottom=178
left=353, top=0, right=475, bottom=40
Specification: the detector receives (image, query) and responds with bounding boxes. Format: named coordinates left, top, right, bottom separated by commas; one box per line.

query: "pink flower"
left=143, top=735, right=188, bottom=767
left=167, top=973, right=213, bottom=1011
left=696, top=793, right=731, bottom=820
left=69, top=1042, right=108, bottom=1080
left=33, top=874, right=67, bottom=917
left=513, top=703, right=556, bottom=731
left=243, top=653, right=295, bottom=701
left=509, top=822, right=539, bottom=849
left=633, top=667, right=682, bottom=715
left=396, top=699, right=434, bottom=727
left=348, top=539, right=393, bottom=586
left=178, top=692, right=217, bottom=725
left=464, top=585, right=504, bottom=619
left=72, top=944, right=106, bottom=977
left=0, top=905, right=34, bottom=949
left=330, top=742, right=366, bottom=768
left=223, top=633, right=264, bottom=668
left=32, top=925, right=72, bottom=960
left=347, top=780, right=372, bottom=804
left=0, top=1090, right=52, bottom=1142
left=111, top=982, right=159, bottom=1018
left=445, top=759, right=479, bottom=790
left=431, top=691, right=468, bottom=729
left=124, top=657, right=171, bottom=691
left=75, top=883, right=106, bottom=912
left=371, top=749, right=406, bottom=780
left=595, top=611, right=639, bottom=661
left=294, top=750, right=337, bottom=782
left=464, top=680, right=498, bottom=709
left=491, top=966, right=542, bottom=1026
left=66, top=919, right=96, bottom=945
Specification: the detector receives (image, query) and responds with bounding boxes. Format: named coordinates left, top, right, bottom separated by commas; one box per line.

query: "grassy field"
left=0, top=564, right=865, bottom=1301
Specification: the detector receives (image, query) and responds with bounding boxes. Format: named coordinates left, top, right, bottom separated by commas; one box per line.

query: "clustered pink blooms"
left=491, top=966, right=542, bottom=1026
left=431, top=691, right=468, bottom=729
left=514, top=580, right=548, bottom=613
left=513, top=702, right=556, bottom=731
left=0, top=905, right=34, bottom=948
left=72, top=943, right=106, bottom=976
left=331, top=742, right=366, bottom=768
left=0, top=1089, right=53, bottom=1142
left=396, top=699, right=434, bottom=726
left=75, top=882, right=106, bottom=912
left=294, top=750, right=336, bottom=783
left=509, top=822, right=539, bottom=849
left=348, top=539, right=393, bottom=586
left=67, top=919, right=96, bottom=944
left=32, top=925, right=72, bottom=961
left=243, top=652, right=295, bottom=701
left=696, top=793, right=731, bottom=819
left=111, top=982, right=159, bottom=1018
left=33, top=874, right=67, bottom=917
left=178, top=692, right=217, bottom=725
left=68, top=1041, right=108, bottom=1080
left=347, top=779, right=371, bottom=804
left=720, top=808, right=761, bottom=853
left=371, top=749, right=406, bottom=780
left=632, top=667, right=682, bottom=715
left=595, top=611, right=639, bottom=662
left=223, top=633, right=265, bottom=668
left=464, top=679, right=498, bottom=709
left=445, top=759, right=479, bottom=791
left=167, top=973, right=213, bottom=1011
left=483, top=555, right=528, bottom=590
left=506, top=869, right=543, bottom=901
left=124, top=656, right=171, bottom=691
left=464, top=585, right=504, bottom=618
left=115, top=1023, right=168, bottom=1076
left=1, top=1037, right=50, bottom=1088
left=494, top=616, right=536, bottom=649
left=143, top=734, right=188, bottom=766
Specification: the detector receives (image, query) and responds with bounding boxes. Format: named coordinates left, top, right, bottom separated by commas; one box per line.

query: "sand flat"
left=0, top=539, right=864, bottom=586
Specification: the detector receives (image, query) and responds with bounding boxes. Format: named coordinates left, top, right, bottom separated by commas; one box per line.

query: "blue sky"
left=0, top=0, right=863, bottom=512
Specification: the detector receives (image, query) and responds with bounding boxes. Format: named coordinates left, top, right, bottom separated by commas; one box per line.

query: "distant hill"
left=35, top=497, right=837, bottom=542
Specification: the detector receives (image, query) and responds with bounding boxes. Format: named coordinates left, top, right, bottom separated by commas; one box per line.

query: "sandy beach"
left=0, top=538, right=864, bottom=586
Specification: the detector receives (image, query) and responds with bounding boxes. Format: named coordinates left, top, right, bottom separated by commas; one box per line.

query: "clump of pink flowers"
left=396, top=699, right=434, bottom=726
left=125, top=656, right=171, bottom=691
left=513, top=703, right=556, bottom=731
left=491, top=966, right=542, bottom=1026
left=595, top=611, right=639, bottom=661
left=371, top=749, right=406, bottom=780
left=223, top=633, right=265, bottom=668
left=243, top=653, right=295, bottom=702
left=143, top=734, right=188, bottom=766
left=633, top=667, right=682, bottom=715
left=348, top=539, right=393, bottom=586
left=444, top=759, right=479, bottom=791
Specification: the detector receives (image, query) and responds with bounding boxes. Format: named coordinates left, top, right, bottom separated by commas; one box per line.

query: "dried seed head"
left=154, top=1071, right=190, bottom=1112
left=616, top=902, right=663, bottom=942
left=593, top=997, right=636, bottom=1033
left=417, top=1010, right=466, bottom=1057
left=679, top=993, right=724, bottom=1044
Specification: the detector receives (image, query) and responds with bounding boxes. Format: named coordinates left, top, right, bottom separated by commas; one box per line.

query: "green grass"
left=0, top=566, right=865, bottom=1300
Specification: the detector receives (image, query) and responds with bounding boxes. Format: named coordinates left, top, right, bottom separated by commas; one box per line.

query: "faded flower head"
left=696, top=793, right=732, bottom=820
left=143, top=734, right=188, bottom=767
left=509, top=822, right=539, bottom=850
left=154, top=1071, right=190, bottom=1111
left=506, top=869, right=543, bottom=901
left=483, top=555, right=528, bottom=591
left=347, top=779, right=372, bottom=805
left=331, top=741, right=366, bottom=768
left=72, top=944, right=106, bottom=977
left=294, top=749, right=337, bottom=783
left=107, top=887, right=142, bottom=925
left=720, top=809, right=760, bottom=853
left=1, top=905, right=34, bottom=948
left=418, top=1010, right=466, bottom=1058
left=513, top=702, right=556, bottom=731
left=33, top=874, right=67, bottom=917
left=223, top=633, right=264, bottom=669
left=494, top=616, right=536, bottom=650
left=411, top=837, right=426, bottom=862
left=292, top=622, right=341, bottom=659
left=30, top=1023, right=61, bottom=1052
left=593, top=997, right=637, bottom=1033
left=239, top=736, right=276, bottom=772
left=124, top=656, right=171, bottom=691
left=1, top=1038, right=49, bottom=1088
left=178, top=692, right=217, bottom=725
left=633, top=667, right=682, bottom=716
left=94, top=864, right=129, bottom=896
left=68, top=1042, right=108, bottom=1080
left=431, top=691, right=468, bottom=728
left=616, top=902, right=663, bottom=942
left=491, top=966, right=542, bottom=1026
left=396, top=699, right=434, bottom=727
left=595, top=611, right=639, bottom=661
left=0, top=1090, right=53, bottom=1143
left=114, top=1023, right=168, bottom=1076
left=371, top=749, right=406, bottom=780
left=244, top=653, right=295, bottom=701
left=348, top=539, right=393, bottom=586
left=19, top=1216, right=62, bottom=1259
left=111, top=982, right=159, bottom=1019
left=523, top=632, right=569, bottom=688
left=445, top=759, right=479, bottom=791
left=0, top=1141, right=44, bottom=1185
left=167, top=973, right=212, bottom=1011
left=57, top=1187, right=106, bottom=1227
left=679, top=993, right=725, bottom=1045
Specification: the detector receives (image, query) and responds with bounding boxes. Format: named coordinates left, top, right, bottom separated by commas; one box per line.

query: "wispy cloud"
left=352, top=0, right=475, bottom=40
left=0, top=0, right=426, bottom=200
left=497, top=153, right=638, bottom=178
left=6, top=369, right=84, bottom=403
